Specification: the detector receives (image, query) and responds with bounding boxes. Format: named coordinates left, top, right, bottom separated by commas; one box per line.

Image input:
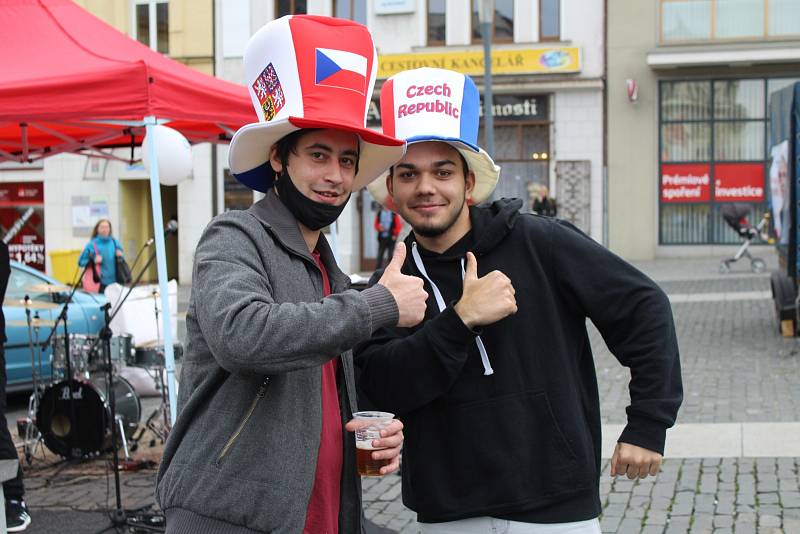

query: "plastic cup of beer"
left=353, top=411, right=394, bottom=477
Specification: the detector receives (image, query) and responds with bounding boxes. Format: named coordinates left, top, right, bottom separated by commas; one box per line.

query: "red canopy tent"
left=0, top=0, right=254, bottom=162
left=0, top=0, right=257, bottom=422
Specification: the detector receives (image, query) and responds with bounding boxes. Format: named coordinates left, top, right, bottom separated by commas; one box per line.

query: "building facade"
left=216, top=0, right=606, bottom=272
left=0, top=0, right=216, bottom=283
left=608, top=0, right=800, bottom=259
left=3, top=1, right=608, bottom=283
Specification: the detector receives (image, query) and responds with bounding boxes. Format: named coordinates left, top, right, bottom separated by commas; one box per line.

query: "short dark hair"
left=272, top=128, right=360, bottom=176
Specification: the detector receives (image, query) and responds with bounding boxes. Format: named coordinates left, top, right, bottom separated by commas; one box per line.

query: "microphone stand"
left=125, top=238, right=153, bottom=286
left=94, top=244, right=166, bottom=533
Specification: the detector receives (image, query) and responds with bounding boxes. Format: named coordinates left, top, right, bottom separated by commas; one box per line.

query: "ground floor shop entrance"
left=119, top=180, right=178, bottom=282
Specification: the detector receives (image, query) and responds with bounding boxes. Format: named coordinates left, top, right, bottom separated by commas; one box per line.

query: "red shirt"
left=303, top=251, right=343, bottom=534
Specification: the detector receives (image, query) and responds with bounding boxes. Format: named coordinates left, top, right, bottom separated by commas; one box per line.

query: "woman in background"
left=78, top=219, right=124, bottom=292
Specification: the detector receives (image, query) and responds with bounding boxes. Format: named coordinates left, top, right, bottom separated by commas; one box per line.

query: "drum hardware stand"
left=129, top=288, right=173, bottom=448
left=21, top=305, right=46, bottom=464
left=92, top=247, right=166, bottom=532
left=130, top=364, right=170, bottom=451
left=152, top=288, right=161, bottom=345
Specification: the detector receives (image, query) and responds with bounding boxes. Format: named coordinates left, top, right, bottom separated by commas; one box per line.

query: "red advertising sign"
left=714, top=163, right=765, bottom=202
left=661, top=164, right=711, bottom=203
left=0, top=182, right=45, bottom=272
left=0, top=182, right=44, bottom=206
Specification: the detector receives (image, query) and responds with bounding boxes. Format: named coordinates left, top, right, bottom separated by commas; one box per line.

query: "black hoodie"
left=355, top=198, right=682, bottom=524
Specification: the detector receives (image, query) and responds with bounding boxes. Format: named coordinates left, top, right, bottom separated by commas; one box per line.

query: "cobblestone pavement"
left=16, top=251, right=800, bottom=533
left=594, top=253, right=800, bottom=426
left=363, top=457, right=800, bottom=534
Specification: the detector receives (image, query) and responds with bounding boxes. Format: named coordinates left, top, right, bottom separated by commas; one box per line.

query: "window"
left=661, top=0, right=712, bottom=41
left=427, top=0, right=446, bottom=45
left=715, top=0, right=763, bottom=39
left=658, top=78, right=775, bottom=244
left=6, top=266, right=50, bottom=301
left=540, top=0, right=560, bottom=41
left=223, top=169, right=254, bottom=211
left=478, top=124, right=550, bottom=213
left=335, top=0, right=366, bottom=25
left=134, top=0, right=169, bottom=54
left=660, top=0, right=800, bottom=42
left=276, top=0, right=306, bottom=17
left=769, top=0, right=800, bottom=36
left=472, top=0, right=514, bottom=43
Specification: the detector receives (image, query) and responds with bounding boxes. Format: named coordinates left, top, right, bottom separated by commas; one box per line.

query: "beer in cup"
left=353, top=411, right=394, bottom=476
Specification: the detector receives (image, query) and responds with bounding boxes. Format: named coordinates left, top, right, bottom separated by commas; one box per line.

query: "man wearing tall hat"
left=156, top=16, right=428, bottom=534
left=356, top=68, right=682, bottom=533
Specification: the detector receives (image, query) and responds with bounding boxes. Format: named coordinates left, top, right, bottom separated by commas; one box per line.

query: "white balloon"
left=142, top=125, right=193, bottom=186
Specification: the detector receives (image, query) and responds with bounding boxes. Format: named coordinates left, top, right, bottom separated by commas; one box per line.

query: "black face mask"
left=274, top=171, right=350, bottom=231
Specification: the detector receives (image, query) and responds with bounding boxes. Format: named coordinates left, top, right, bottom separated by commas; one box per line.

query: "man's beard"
left=406, top=196, right=465, bottom=238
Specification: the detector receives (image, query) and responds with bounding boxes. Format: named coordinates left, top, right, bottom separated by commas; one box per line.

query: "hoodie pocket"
left=215, top=378, right=270, bottom=468
left=440, top=390, right=589, bottom=506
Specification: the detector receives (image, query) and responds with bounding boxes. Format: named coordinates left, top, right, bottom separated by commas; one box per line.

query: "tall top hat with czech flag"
left=368, top=67, right=500, bottom=209
left=228, top=15, right=406, bottom=193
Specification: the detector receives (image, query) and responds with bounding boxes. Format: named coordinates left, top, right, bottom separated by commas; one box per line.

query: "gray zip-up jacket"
left=156, top=190, right=399, bottom=533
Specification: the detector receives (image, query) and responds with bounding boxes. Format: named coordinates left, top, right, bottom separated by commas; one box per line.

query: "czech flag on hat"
left=229, top=15, right=406, bottom=193
left=368, top=68, right=500, bottom=209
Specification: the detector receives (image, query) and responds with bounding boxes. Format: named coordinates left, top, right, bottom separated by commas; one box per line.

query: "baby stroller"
left=719, top=203, right=771, bottom=273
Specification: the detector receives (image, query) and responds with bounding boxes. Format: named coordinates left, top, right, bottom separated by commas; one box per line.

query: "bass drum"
left=36, top=376, right=141, bottom=458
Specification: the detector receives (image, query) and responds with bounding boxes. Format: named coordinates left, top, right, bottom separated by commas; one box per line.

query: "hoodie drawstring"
left=411, top=242, right=494, bottom=376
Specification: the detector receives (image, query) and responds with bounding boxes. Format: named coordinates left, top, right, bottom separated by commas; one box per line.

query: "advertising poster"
left=769, top=140, right=789, bottom=242
left=0, top=182, right=45, bottom=271
left=714, top=163, right=765, bottom=202
left=661, top=164, right=711, bottom=203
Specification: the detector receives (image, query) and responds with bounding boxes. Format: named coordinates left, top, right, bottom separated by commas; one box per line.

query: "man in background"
left=374, top=206, right=402, bottom=269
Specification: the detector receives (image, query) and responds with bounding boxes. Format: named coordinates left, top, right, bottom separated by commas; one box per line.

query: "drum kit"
left=5, top=283, right=180, bottom=463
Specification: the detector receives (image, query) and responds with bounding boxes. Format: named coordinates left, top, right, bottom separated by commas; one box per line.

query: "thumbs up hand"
left=377, top=243, right=429, bottom=327
left=454, top=252, right=517, bottom=329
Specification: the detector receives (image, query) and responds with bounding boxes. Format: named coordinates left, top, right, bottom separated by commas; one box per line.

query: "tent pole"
left=145, top=116, right=178, bottom=425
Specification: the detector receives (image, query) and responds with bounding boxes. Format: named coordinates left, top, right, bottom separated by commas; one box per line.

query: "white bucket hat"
left=367, top=67, right=500, bottom=209
left=228, top=15, right=406, bottom=193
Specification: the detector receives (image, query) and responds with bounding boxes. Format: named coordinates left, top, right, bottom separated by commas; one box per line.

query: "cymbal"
left=3, top=298, right=59, bottom=310
left=8, top=318, right=57, bottom=328
left=25, top=283, right=70, bottom=293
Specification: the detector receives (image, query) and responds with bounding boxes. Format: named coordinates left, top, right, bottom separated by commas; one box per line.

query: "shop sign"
left=661, top=164, right=711, bottom=203
left=481, top=95, right=548, bottom=121
left=0, top=182, right=44, bottom=206
left=378, top=48, right=581, bottom=79
left=374, top=0, right=415, bottom=14
left=714, top=163, right=765, bottom=202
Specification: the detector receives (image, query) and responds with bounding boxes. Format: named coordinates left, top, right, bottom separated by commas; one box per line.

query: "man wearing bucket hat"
left=156, top=16, right=429, bottom=534
left=356, top=68, right=682, bottom=533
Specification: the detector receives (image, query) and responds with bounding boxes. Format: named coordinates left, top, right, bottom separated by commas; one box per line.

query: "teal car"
left=3, top=261, right=107, bottom=392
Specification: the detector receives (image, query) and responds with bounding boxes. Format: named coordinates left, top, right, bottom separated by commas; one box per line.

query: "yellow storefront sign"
left=377, top=47, right=581, bottom=79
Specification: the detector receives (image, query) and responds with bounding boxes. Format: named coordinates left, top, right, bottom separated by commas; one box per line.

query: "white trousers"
left=418, top=517, right=601, bottom=534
